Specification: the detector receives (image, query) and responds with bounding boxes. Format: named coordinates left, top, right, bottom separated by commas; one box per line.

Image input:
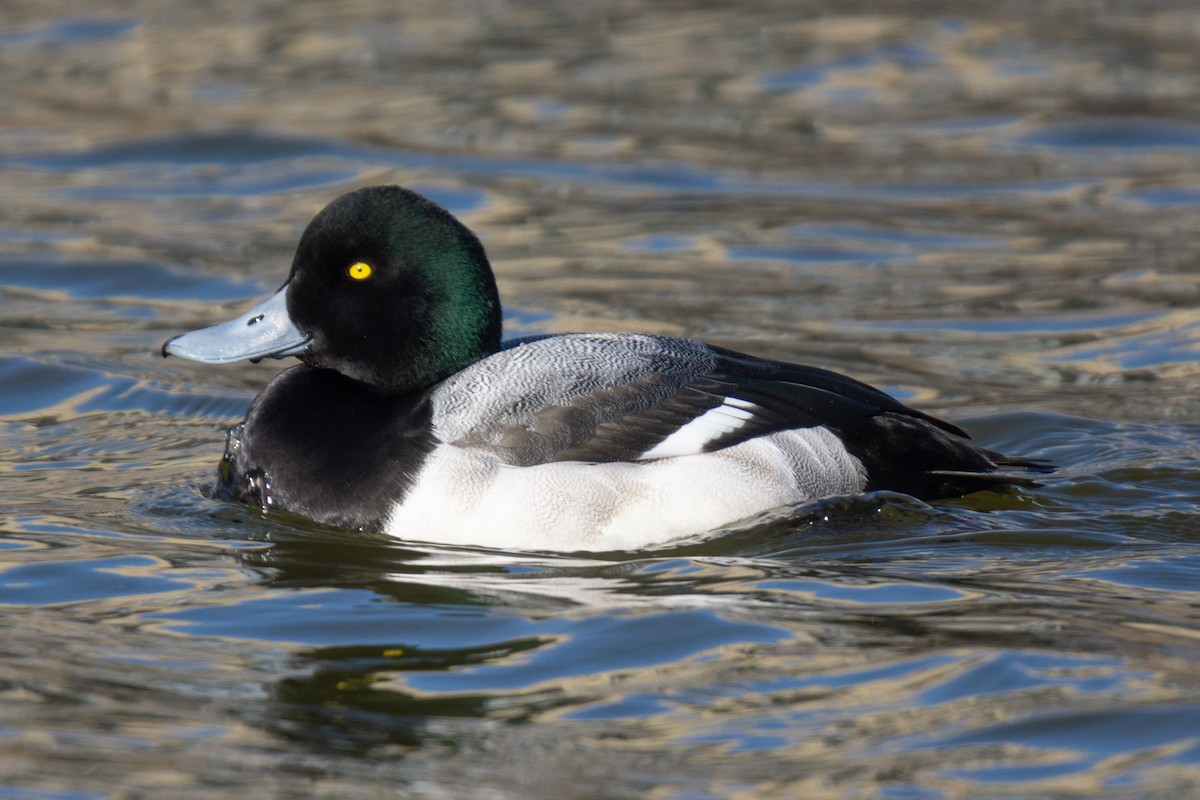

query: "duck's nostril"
left=248, top=314, right=265, bottom=326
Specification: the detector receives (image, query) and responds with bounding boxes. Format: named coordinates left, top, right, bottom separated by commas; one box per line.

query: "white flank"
left=384, top=427, right=868, bottom=552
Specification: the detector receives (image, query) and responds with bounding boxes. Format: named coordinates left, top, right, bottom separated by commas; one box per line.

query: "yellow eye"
left=348, top=262, right=373, bottom=280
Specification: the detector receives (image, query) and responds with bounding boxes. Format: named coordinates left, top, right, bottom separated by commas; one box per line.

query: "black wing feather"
left=541, top=349, right=943, bottom=464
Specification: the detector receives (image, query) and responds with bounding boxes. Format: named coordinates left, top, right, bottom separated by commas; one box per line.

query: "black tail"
left=834, top=412, right=1054, bottom=500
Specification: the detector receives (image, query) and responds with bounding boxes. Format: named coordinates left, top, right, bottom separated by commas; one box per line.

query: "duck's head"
left=163, top=186, right=502, bottom=395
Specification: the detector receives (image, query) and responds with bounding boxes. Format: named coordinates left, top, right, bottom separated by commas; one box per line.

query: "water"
left=3, top=2, right=1200, bottom=797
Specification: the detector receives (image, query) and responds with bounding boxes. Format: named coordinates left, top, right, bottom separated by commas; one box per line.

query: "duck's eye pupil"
left=348, top=262, right=373, bottom=280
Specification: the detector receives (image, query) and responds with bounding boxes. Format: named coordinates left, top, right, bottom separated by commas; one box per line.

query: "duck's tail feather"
left=834, top=412, right=1055, bottom=500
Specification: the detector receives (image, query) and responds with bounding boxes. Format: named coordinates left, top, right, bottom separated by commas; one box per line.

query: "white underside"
left=383, top=427, right=866, bottom=552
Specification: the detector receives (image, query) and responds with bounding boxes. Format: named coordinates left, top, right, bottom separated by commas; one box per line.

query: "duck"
left=163, top=185, right=1050, bottom=552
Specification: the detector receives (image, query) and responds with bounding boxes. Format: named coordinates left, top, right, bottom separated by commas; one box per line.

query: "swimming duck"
left=163, top=185, right=1048, bottom=551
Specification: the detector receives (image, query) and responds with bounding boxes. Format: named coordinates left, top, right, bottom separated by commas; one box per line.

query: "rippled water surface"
left=4, top=2, right=1200, bottom=797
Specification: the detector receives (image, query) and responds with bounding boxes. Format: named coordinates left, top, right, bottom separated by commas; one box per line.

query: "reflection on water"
left=3, top=1, right=1200, bottom=797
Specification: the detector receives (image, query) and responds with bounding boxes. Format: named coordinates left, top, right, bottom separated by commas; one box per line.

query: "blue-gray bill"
left=161, top=286, right=310, bottom=364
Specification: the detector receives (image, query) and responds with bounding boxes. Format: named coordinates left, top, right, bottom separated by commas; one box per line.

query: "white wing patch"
left=639, top=396, right=759, bottom=460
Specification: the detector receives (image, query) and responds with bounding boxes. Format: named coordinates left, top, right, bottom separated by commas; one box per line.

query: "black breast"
left=220, top=365, right=437, bottom=531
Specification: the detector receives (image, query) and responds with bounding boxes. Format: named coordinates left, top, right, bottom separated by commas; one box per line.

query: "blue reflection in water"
left=5, top=130, right=1105, bottom=203
left=859, top=311, right=1162, bottom=335
left=1015, top=118, right=1200, bottom=149
left=154, top=590, right=787, bottom=692
left=933, top=704, right=1200, bottom=783
left=0, top=257, right=263, bottom=301
left=1046, top=324, right=1200, bottom=369
left=0, top=555, right=193, bottom=606
left=1123, top=186, right=1200, bottom=206
left=729, top=245, right=904, bottom=264
left=621, top=234, right=699, bottom=252
left=0, top=357, right=110, bottom=416
left=761, top=42, right=941, bottom=92
left=754, top=578, right=967, bottom=604
left=0, top=16, right=138, bottom=47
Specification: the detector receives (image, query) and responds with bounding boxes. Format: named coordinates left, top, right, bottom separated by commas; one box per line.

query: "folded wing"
left=429, top=333, right=1049, bottom=498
